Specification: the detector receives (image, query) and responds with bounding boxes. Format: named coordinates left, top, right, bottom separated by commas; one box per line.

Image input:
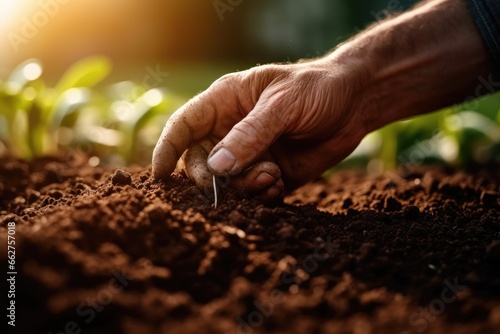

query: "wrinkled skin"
left=153, top=59, right=368, bottom=202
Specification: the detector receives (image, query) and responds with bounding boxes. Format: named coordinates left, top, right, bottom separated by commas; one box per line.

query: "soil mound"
left=1, top=157, right=499, bottom=333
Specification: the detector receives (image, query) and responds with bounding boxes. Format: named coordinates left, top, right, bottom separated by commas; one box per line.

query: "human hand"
left=153, top=0, right=493, bottom=203
left=152, top=56, right=370, bottom=201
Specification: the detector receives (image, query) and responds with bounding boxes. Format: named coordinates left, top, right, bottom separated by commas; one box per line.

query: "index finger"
left=152, top=92, right=216, bottom=180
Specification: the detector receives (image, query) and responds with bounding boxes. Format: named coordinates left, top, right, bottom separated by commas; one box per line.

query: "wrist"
left=329, top=0, right=492, bottom=133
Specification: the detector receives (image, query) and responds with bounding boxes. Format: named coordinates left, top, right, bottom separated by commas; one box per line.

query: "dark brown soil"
left=1, top=155, right=500, bottom=334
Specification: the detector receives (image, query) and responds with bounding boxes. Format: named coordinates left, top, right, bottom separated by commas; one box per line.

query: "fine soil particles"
left=1, top=155, right=500, bottom=334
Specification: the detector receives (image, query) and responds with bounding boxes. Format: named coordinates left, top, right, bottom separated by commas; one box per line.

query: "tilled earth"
left=1, top=155, right=500, bottom=334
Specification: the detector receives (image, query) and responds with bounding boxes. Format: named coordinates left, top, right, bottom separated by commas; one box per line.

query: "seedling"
left=213, top=174, right=218, bottom=208
left=0, top=57, right=183, bottom=164
left=0, top=56, right=112, bottom=158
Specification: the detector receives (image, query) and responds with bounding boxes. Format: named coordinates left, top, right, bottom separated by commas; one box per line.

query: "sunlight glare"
left=0, top=0, right=26, bottom=30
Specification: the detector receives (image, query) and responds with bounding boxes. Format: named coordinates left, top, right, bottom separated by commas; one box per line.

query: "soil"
left=1, top=155, right=500, bottom=334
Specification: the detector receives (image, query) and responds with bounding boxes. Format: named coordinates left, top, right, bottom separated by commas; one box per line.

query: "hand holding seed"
left=152, top=59, right=369, bottom=199
left=176, top=139, right=284, bottom=203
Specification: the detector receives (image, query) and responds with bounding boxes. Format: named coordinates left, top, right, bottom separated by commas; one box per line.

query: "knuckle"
left=211, top=73, right=238, bottom=90
left=252, top=64, right=291, bottom=82
left=230, top=119, right=266, bottom=154
left=238, top=114, right=272, bottom=139
left=232, top=118, right=260, bottom=141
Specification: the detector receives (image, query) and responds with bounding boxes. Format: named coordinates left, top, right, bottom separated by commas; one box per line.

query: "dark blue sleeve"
left=465, top=0, right=500, bottom=73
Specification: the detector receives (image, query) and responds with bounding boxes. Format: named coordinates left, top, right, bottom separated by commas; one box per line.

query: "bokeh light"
left=22, top=62, right=42, bottom=80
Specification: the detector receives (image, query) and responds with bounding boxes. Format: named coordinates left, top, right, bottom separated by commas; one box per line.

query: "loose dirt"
left=1, top=155, right=499, bottom=334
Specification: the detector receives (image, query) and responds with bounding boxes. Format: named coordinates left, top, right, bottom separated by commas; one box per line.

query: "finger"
left=182, top=140, right=215, bottom=192
left=232, top=161, right=284, bottom=204
left=183, top=142, right=284, bottom=202
left=207, top=91, right=289, bottom=176
left=152, top=92, right=217, bottom=180
left=260, top=178, right=285, bottom=203
left=231, top=161, right=282, bottom=195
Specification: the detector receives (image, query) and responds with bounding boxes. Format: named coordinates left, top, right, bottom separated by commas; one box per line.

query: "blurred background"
left=1, top=0, right=499, bottom=172
left=1, top=0, right=419, bottom=91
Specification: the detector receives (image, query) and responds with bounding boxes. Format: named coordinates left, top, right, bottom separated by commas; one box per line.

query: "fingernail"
left=255, top=172, right=276, bottom=188
left=208, top=148, right=236, bottom=173
left=266, top=186, right=282, bottom=200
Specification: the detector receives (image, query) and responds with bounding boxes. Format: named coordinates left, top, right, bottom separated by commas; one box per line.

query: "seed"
left=213, top=174, right=218, bottom=208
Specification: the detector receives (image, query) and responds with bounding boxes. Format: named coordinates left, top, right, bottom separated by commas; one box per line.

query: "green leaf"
left=50, top=88, right=91, bottom=127
left=55, top=56, right=112, bottom=93
left=5, top=59, right=43, bottom=95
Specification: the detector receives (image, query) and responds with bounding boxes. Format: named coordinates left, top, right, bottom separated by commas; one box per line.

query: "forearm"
left=330, top=0, right=493, bottom=132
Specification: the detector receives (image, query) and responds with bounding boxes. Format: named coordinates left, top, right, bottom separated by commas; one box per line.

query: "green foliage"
left=55, top=56, right=112, bottom=94
left=0, top=57, right=184, bottom=165
left=339, top=92, right=500, bottom=173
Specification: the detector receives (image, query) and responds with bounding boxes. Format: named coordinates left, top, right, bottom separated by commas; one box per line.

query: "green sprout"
left=0, top=57, right=183, bottom=165
left=0, top=56, right=112, bottom=159
left=334, top=92, right=500, bottom=173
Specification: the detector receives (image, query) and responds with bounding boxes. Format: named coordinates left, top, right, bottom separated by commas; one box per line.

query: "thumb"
left=207, top=99, right=288, bottom=175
